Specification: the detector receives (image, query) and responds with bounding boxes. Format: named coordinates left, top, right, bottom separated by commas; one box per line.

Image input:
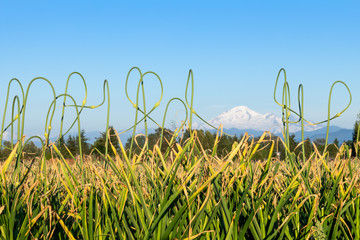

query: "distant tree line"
left=2, top=118, right=360, bottom=161
left=123, top=128, right=343, bottom=160
left=0, top=126, right=120, bottom=161
left=0, top=140, right=41, bottom=161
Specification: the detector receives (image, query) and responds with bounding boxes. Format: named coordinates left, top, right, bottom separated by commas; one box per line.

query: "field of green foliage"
left=0, top=68, right=359, bottom=239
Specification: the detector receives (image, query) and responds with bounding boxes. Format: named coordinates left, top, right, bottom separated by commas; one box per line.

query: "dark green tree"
left=180, top=128, right=191, bottom=145
left=148, top=127, right=175, bottom=153
left=91, top=126, right=120, bottom=156
left=277, top=134, right=300, bottom=160
left=0, top=141, right=12, bottom=161
left=76, top=129, right=90, bottom=155
left=352, top=113, right=360, bottom=156
left=289, top=134, right=300, bottom=155
left=314, top=138, right=326, bottom=154
left=303, top=137, right=313, bottom=159
left=125, top=135, right=146, bottom=155
left=196, top=130, right=206, bottom=149
left=326, top=138, right=340, bottom=159
left=327, top=142, right=339, bottom=159
left=65, top=134, right=77, bottom=157
left=204, top=130, right=215, bottom=151
left=217, top=134, right=233, bottom=157
left=57, top=136, right=68, bottom=158
left=22, top=141, right=40, bottom=159
left=125, top=127, right=175, bottom=154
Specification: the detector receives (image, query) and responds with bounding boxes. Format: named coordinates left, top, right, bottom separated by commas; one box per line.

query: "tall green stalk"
left=274, top=68, right=352, bottom=159
left=125, top=67, right=163, bottom=159
left=0, top=78, right=24, bottom=150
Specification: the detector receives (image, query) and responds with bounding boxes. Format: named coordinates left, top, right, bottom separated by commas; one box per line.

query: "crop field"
left=0, top=68, right=359, bottom=239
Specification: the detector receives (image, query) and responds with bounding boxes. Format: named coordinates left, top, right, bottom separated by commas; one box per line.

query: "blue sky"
left=0, top=1, right=359, bottom=137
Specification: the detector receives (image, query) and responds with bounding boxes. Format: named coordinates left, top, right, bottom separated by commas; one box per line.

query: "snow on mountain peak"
left=201, top=106, right=320, bottom=133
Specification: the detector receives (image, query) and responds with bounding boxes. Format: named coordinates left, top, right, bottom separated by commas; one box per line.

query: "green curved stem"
left=325, top=81, right=352, bottom=148
left=274, top=69, right=352, bottom=127
left=23, top=135, right=45, bottom=150
left=20, top=77, right=57, bottom=148
left=59, top=72, right=88, bottom=140
left=274, top=68, right=352, bottom=159
left=298, top=84, right=305, bottom=162
left=10, top=95, right=22, bottom=178
left=185, top=70, right=195, bottom=132
left=104, top=80, right=110, bottom=158
left=10, top=96, right=21, bottom=150
left=125, top=67, right=163, bottom=158
left=282, top=80, right=291, bottom=156
left=125, top=67, right=143, bottom=157
left=184, top=69, right=226, bottom=133
left=159, top=98, right=188, bottom=150
left=0, top=78, right=24, bottom=149
left=47, top=93, right=84, bottom=177
left=60, top=79, right=110, bottom=157
left=16, top=77, right=57, bottom=184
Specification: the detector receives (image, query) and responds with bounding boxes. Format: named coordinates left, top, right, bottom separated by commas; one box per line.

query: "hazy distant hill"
left=195, top=106, right=352, bottom=143
left=206, top=126, right=352, bottom=144
left=2, top=105, right=353, bottom=147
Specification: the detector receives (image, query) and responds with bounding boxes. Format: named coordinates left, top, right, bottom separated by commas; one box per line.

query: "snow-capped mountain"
left=201, top=106, right=321, bottom=133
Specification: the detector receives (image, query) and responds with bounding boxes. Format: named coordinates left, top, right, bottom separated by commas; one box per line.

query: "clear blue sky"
left=1, top=1, right=359, bottom=137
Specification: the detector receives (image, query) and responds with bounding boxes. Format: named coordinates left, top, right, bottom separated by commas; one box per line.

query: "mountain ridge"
left=195, top=105, right=352, bottom=143
left=203, top=105, right=322, bottom=133
left=2, top=106, right=352, bottom=146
